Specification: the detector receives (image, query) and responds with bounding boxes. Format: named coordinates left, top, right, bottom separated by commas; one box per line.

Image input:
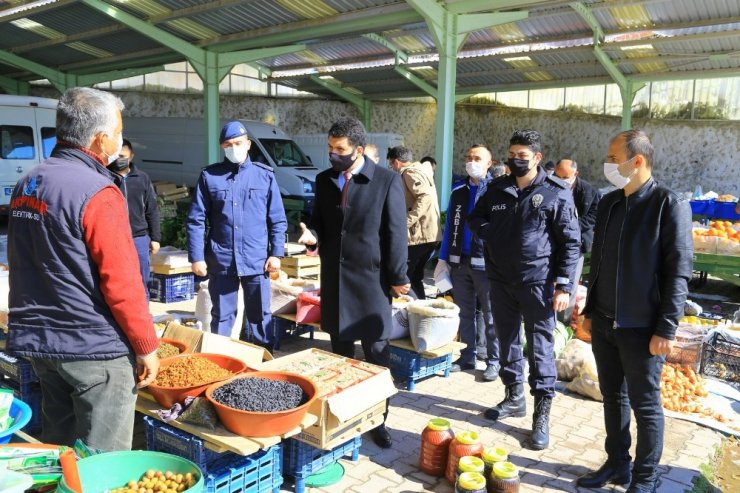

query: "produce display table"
left=693, top=253, right=740, bottom=287
left=274, top=313, right=318, bottom=349
left=136, top=390, right=318, bottom=457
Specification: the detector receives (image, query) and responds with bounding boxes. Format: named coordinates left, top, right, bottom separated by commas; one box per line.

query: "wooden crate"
left=283, top=264, right=320, bottom=279
left=282, top=255, right=321, bottom=268
left=151, top=264, right=192, bottom=275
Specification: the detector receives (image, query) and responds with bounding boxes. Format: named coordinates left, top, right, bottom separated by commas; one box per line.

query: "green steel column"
left=620, top=81, right=645, bottom=130
left=200, top=51, right=225, bottom=166
left=434, top=12, right=457, bottom=208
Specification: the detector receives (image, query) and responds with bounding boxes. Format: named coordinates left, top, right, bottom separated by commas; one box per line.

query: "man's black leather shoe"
left=371, top=424, right=392, bottom=449
left=450, top=360, right=476, bottom=372
left=576, top=463, right=631, bottom=488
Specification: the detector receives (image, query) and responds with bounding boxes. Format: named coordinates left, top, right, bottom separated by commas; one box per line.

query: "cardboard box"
left=162, top=323, right=273, bottom=366
left=258, top=348, right=396, bottom=449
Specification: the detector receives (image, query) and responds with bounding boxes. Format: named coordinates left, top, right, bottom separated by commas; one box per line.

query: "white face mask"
left=224, top=145, right=248, bottom=164
left=104, top=132, right=123, bottom=165
left=603, top=158, right=635, bottom=189
left=465, top=161, right=487, bottom=180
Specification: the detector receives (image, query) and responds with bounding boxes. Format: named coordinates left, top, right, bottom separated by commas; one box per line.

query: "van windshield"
left=259, top=139, right=313, bottom=167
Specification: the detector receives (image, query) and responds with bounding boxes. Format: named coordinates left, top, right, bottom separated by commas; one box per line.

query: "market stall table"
left=693, top=253, right=740, bottom=287
left=136, top=390, right=318, bottom=456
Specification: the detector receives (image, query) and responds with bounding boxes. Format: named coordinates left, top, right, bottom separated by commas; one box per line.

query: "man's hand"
left=391, top=284, right=411, bottom=297
left=149, top=241, right=160, bottom=255
left=136, top=351, right=160, bottom=389
left=265, top=256, right=281, bottom=275
left=649, top=334, right=674, bottom=356
left=297, top=222, right=317, bottom=246
left=553, top=289, right=570, bottom=312
left=192, top=260, right=207, bottom=277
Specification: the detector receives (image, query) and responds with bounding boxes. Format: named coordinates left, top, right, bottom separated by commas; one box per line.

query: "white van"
left=0, top=95, right=57, bottom=214
left=123, top=117, right=319, bottom=212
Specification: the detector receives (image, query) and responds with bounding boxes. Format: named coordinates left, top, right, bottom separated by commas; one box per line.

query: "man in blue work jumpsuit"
left=469, top=129, right=580, bottom=450
left=187, top=121, right=287, bottom=349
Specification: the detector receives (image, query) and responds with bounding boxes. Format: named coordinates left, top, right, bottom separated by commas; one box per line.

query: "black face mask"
left=507, top=157, right=532, bottom=177
left=108, top=157, right=130, bottom=173
left=329, top=150, right=356, bottom=172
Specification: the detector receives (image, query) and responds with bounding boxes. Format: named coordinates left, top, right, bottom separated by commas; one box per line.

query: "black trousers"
left=407, top=242, right=436, bottom=299
left=591, top=312, right=665, bottom=487
left=330, top=336, right=390, bottom=422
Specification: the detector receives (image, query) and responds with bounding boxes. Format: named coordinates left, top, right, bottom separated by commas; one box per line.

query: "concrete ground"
left=151, top=296, right=728, bottom=493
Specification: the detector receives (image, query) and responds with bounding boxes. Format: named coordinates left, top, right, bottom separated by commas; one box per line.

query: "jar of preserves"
left=445, top=430, right=483, bottom=484
left=419, top=418, right=455, bottom=477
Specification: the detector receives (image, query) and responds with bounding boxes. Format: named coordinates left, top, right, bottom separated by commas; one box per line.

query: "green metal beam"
left=0, top=49, right=68, bottom=91
left=218, top=45, right=306, bottom=69
left=457, top=12, right=528, bottom=36
left=80, top=0, right=204, bottom=63
left=620, top=81, right=645, bottom=130
left=630, top=67, right=740, bottom=82
left=0, top=74, right=29, bottom=95
left=362, top=34, right=408, bottom=63
left=569, top=2, right=604, bottom=44
left=394, top=66, right=437, bottom=97
left=77, top=65, right=164, bottom=87
left=448, top=0, right=551, bottom=14
left=310, top=75, right=371, bottom=129
left=211, top=8, right=421, bottom=53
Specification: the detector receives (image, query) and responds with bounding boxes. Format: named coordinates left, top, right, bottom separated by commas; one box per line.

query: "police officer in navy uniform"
left=187, top=121, right=287, bottom=349
left=469, top=129, right=580, bottom=450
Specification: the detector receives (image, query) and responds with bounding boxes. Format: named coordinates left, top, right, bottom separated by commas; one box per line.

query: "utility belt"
left=449, top=255, right=485, bottom=268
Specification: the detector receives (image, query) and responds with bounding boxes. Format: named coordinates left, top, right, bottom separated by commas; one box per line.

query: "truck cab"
left=0, top=95, right=57, bottom=214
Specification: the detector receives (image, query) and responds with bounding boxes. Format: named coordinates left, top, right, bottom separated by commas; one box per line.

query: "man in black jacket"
left=577, top=130, right=693, bottom=493
left=554, top=159, right=600, bottom=321
left=111, top=138, right=161, bottom=298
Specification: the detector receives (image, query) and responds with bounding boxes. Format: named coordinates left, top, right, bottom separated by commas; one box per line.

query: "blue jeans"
left=209, top=272, right=274, bottom=347
left=489, top=281, right=556, bottom=396
left=591, top=312, right=665, bottom=487
left=30, top=355, right=138, bottom=451
left=133, top=235, right=151, bottom=300
left=451, top=260, right=499, bottom=367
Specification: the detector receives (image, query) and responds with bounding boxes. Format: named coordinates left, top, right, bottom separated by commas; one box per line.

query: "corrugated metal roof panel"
left=0, top=23, right=47, bottom=49
left=22, top=44, right=97, bottom=67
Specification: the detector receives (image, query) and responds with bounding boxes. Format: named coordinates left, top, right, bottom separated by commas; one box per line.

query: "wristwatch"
left=555, top=277, right=571, bottom=294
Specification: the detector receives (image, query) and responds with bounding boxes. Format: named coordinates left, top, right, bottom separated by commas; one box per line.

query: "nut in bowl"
left=205, top=371, right=318, bottom=438
left=146, top=353, right=250, bottom=408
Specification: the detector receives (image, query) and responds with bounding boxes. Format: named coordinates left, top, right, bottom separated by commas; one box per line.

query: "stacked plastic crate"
left=143, top=416, right=283, bottom=493
left=0, top=350, right=41, bottom=434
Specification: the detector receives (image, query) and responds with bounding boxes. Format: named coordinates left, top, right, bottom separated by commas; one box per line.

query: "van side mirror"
left=306, top=155, right=312, bottom=163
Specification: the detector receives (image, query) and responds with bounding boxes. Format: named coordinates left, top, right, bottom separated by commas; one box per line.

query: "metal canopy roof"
left=0, top=0, right=738, bottom=99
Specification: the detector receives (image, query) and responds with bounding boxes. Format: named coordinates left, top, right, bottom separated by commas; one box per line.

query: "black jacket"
left=572, top=177, right=600, bottom=253
left=584, top=177, right=693, bottom=339
left=121, top=164, right=161, bottom=242
left=309, top=157, right=409, bottom=341
left=468, top=168, right=581, bottom=290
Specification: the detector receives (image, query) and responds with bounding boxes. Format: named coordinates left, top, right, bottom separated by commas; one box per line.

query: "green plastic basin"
left=56, top=450, right=203, bottom=493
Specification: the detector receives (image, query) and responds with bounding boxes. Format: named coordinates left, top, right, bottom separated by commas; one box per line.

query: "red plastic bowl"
left=158, top=338, right=190, bottom=357
left=205, top=371, right=318, bottom=438
left=146, top=353, right=249, bottom=408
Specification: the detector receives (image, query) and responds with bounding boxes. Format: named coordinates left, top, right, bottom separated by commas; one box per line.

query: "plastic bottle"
left=455, top=471, right=487, bottom=493
left=446, top=430, right=483, bottom=484
left=419, top=418, right=455, bottom=477
left=489, top=461, right=520, bottom=493
left=481, top=446, right=508, bottom=487
left=455, top=455, right=485, bottom=483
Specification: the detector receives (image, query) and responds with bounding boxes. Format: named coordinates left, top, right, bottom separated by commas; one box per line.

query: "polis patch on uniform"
left=532, top=193, right=543, bottom=208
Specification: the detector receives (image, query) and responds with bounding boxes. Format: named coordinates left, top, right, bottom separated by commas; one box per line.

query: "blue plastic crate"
left=283, top=436, right=360, bottom=493
left=714, top=201, right=740, bottom=220
left=204, top=444, right=282, bottom=493
left=143, top=416, right=239, bottom=475
left=0, top=378, right=41, bottom=434
left=388, top=345, right=453, bottom=391
left=149, top=272, right=195, bottom=303
left=0, top=350, right=38, bottom=388
left=690, top=199, right=715, bottom=216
